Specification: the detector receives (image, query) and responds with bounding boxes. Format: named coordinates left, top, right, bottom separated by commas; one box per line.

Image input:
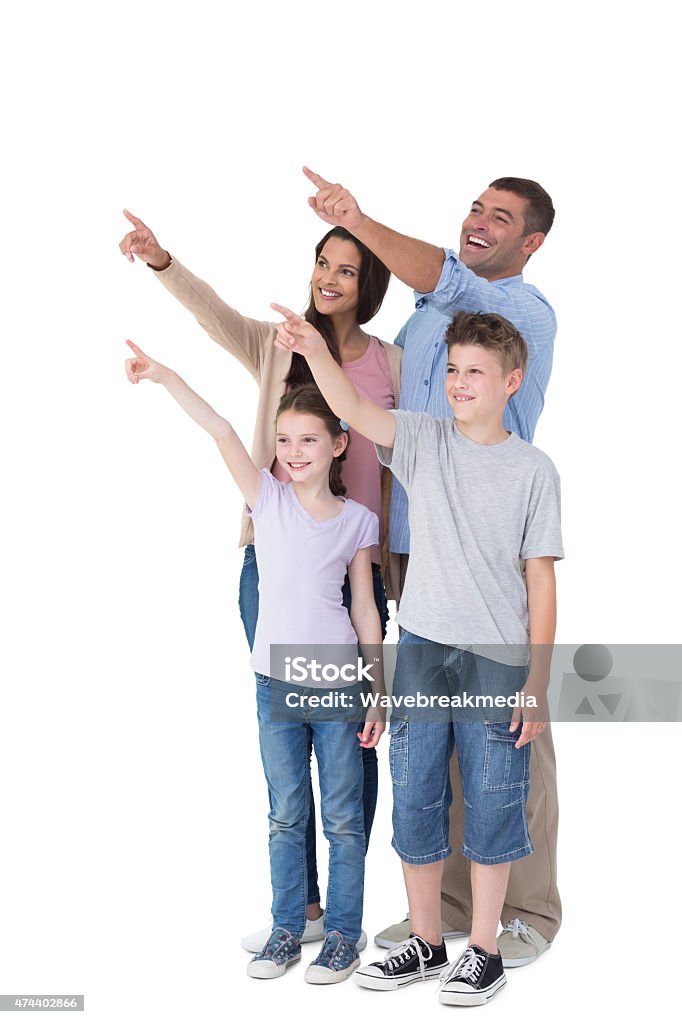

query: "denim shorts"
left=390, top=631, right=533, bottom=866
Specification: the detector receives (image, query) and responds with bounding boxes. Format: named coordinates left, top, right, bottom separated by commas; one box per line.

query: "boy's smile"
left=445, top=343, right=522, bottom=443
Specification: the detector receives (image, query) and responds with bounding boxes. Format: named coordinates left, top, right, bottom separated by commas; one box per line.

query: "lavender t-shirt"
left=248, top=470, right=379, bottom=678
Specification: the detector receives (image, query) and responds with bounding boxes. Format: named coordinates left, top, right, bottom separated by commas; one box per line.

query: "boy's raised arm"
left=270, top=304, right=396, bottom=449
left=125, top=340, right=261, bottom=509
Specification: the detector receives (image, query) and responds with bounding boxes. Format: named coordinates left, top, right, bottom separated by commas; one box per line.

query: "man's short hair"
left=445, top=311, right=528, bottom=375
left=488, top=177, right=555, bottom=236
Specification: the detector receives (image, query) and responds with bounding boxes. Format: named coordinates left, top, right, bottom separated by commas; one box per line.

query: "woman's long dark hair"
left=275, top=385, right=350, bottom=497
left=284, top=226, right=390, bottom=389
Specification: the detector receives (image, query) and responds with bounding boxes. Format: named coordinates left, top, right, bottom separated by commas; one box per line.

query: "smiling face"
left=311, top=236, right=362, bottom=316
left=445, top=343, right=522, bottom=424
left=458, top=188, right=543, bottom=281
left=275, top=410, right=347, bottom=485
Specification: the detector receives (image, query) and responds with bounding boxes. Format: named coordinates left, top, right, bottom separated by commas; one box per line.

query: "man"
left=304, top=167, right=559, bottom=968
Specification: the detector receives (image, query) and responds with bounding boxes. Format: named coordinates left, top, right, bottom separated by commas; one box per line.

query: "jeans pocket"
left=254, top=672, right=270, bottom=687
left=482, top=721, right=530, bottom=791
left=389, top=715, right=409, bottom=786
left=242, top=543, right=257, bottom=566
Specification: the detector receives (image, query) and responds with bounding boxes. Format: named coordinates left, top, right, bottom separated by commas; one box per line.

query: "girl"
left=119, top=214, right=400, bottom=947
left=124, top=341, right=385, bottom=983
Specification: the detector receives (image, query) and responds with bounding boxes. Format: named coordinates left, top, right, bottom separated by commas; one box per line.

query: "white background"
left=0, top=2, right=679, bottom=1021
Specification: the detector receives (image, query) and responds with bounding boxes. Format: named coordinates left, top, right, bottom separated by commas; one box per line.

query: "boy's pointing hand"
left=271, top=303, right=326, bottom=359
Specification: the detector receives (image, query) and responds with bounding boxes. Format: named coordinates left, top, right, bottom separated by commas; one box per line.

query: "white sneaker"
left=242, top=914, right=367, bottom=954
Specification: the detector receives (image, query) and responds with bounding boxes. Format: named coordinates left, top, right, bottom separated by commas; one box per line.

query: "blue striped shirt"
left=389, top=248, right=557, bottom=554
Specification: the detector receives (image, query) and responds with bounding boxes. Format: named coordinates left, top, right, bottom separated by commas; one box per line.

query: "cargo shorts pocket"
left=389, top=715, right=409, bottom=787
left=482, top=721, right=530, bottom=792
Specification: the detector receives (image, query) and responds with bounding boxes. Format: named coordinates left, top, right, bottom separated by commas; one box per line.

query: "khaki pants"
left=441, top=723, right=561, bottom=942
left=391, top=553, right=562, bottom=943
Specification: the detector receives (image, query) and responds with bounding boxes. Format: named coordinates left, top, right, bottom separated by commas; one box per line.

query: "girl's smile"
left=275, top=411, right=347, bottom=487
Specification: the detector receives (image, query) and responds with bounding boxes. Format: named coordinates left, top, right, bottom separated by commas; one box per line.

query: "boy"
left=271, top=303, right=563, bottom=1006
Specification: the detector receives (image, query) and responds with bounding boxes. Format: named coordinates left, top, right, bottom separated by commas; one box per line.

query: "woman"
left=119, top=211, right=401, bottom=951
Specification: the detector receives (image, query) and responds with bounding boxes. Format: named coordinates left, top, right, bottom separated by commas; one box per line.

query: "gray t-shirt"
left=377, top=411, right=564, bottom=665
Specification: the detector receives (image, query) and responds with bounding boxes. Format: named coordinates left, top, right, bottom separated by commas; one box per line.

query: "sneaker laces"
left=501, top=918, right=538, bottom=949
left=384, top=936, right=433, bottom=982
left=439, top=946, right=484, bottom=989
left=259, top=927, right=297, bottom=962
left=317, top=930, right=354, bottom=967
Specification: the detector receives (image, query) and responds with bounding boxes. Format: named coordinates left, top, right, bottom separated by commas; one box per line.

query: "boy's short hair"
left=445, top=311, right=528, bottom=375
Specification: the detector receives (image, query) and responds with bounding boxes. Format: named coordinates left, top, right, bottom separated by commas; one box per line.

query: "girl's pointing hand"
left=124, top=339, right=168, bottom=385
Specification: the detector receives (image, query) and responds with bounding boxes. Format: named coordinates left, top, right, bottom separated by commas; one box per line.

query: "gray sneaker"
left=373, top=915, right=466, bottom=950
left=247, top=927, right=302, bottom=979
left=304, top=931, right=361, bottom=984
left=497, top=918, right=551, bottom=968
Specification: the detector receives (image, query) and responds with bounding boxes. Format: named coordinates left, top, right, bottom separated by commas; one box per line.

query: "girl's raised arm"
left=125, top=340, right=261, bottom=509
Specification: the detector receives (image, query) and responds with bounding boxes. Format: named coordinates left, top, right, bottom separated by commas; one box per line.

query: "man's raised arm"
left=303, top=167, right=444, bottom=294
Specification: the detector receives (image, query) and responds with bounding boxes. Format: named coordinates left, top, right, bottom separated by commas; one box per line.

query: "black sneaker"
left=438, top=944, right=506, bottom=1005
left=354, top=934, right=448, bottom=991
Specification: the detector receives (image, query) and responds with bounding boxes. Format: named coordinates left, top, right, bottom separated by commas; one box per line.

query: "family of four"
left=120, top=166, right=562, bottom=1007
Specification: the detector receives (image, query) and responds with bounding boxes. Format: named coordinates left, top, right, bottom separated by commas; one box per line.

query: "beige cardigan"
left=153, top=257, right=402, bottom=550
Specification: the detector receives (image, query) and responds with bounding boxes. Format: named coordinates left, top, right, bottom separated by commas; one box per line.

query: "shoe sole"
left=305, top=958, right=360, bottom=985
left=354, top=966, right=444, bottom=991
left=501, top=942, right=551, bottom=969
left=374, top=930, right=467, bottom=950
left=247, top=954, right=301, bottom=979
left=439, top=974, right=507, bottom=1005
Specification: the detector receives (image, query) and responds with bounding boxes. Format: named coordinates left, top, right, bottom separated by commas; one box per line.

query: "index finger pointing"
left=270, top=302, right=300, bottom=322
left=123, top=209, right=145, bottom=228
left=302, top=166, right=331, bottom=190
left=125, top=338, right=145, bottom=357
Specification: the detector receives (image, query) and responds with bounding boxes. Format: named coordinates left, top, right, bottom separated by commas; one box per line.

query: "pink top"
left=272, top=337, right=394, bottom=563
left=248, top=470, right=379, bottom=677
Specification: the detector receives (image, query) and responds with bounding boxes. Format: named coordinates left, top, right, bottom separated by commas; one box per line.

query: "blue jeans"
left=255, top=675, right=365, bottom=942
left=238, top=544, right=388, bottom=906
left=390, top=630, right=533, bottom=866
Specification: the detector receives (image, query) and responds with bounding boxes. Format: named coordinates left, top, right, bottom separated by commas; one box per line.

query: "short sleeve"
left=375, top=410, right=426, bottom=491
left=520, top=458, right=564, bottom=561
left=247, top=469, right=276, bottom=520
left=355, top=508, right=380, bottom=551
